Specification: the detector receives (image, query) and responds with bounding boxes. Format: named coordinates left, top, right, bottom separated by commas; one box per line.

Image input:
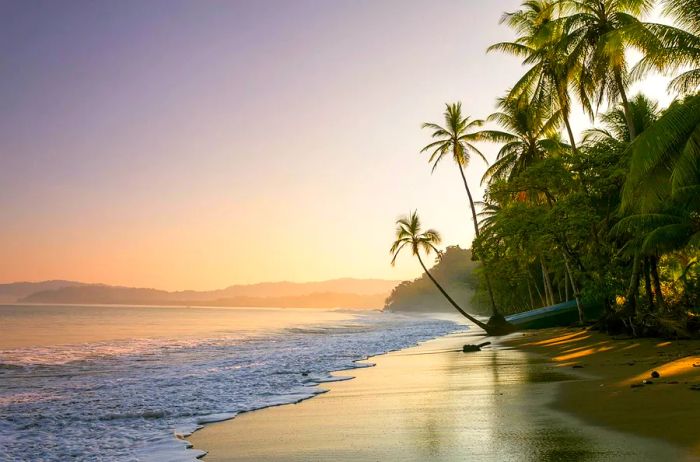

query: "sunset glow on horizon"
left=1, top=0, right=671, bottom=290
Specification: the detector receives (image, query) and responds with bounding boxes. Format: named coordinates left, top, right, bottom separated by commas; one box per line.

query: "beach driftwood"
left=462, top=341, right=491, bottom=353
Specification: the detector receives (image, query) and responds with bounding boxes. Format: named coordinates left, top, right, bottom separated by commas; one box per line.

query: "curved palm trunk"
left=458, top=165, right=481, bottom=238
left=456, top=164, right=500, bottom=316
left=417, top=253, right=489, bottom=331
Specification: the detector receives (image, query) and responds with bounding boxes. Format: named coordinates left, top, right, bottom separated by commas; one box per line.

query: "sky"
left=0, top=0, right=673, bottom=290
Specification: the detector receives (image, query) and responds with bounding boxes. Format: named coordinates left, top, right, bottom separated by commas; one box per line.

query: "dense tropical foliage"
left=393, top=0, right=700, bottom=337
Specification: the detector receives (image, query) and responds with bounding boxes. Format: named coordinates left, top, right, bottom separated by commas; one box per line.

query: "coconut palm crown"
left=420, top=102, right=488, bottom=175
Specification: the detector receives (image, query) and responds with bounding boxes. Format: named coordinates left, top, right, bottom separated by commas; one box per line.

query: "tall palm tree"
left=421, top=102, right=501, bottom=316
left=390, top=211, right=489, bottom=331
left=421, top=103, right=488, bottom=238
left=489, top=0, right=582, bottom=153
left=561, top=0, right=656, bottom=139
left=480, top=94, right=566, bottom=185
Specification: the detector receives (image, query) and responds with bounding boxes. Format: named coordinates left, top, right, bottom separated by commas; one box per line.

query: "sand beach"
left=190, top=328, right=700, bottom=461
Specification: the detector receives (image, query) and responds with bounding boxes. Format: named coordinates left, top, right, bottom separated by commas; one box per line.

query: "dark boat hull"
left=505, top=300, right=582, bottom=330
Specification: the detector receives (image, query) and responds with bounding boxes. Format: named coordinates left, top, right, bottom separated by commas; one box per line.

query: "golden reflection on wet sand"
left=509, top=328, right=700, bottom=458
left=190, top=331, right=691, bottom=461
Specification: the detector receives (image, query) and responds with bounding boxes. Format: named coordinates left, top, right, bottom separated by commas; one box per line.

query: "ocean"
left=0, top=304, right=464, bottom=461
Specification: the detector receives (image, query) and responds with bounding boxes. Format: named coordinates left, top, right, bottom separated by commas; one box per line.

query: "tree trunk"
left=615, top=71, right=637, bottom=140
left=540, top=256, right=555, bottom=306
left=650, top=256, right=666, bottom=310
left=458, top=164, right=481, bottom=239
left=457, top=163, right=500, bottom=316
left=563, top=252, right=584, bottom=323
left=551, top=75, right=578, bottom=155
left=530, top=270, right=546, bottom=306
left=417, top=253, right=489, bottom=331
left=557, top=278, right=563, bottom=304
left=625, top=252, right=641, bottom=314
left=643, top=257, right=654, bottom=308
left=563, top=114, right=578, bottom=154
left=527, top=277, right=535, bottom=309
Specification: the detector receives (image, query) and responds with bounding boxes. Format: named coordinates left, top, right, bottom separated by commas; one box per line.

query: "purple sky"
left=0, top=1, right=670, bottom=290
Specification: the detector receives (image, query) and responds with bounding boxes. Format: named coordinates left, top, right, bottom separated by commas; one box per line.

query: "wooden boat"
left=505, top=300, right=582, bottom=330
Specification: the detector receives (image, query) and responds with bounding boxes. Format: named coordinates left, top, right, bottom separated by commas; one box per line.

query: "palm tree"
left=584, top=93, right=661, bottom=313
left=663, top=0, right=700, bottom=35
left=480, top=94, right=566, bottom=185
left=633, top=0, right=700, bottom=94
left=390, top=211, right=489, bottom=331
left=619, top=94, right=700, bottom=311
left=583, top=93, right=660, bottom=145
left=622, top=94, right=700, bottom=211
left=489, top=0, right=582, bottom=153
left=421, top=102, right=501, bottom=316
left=614, top=200, right=700, bottom=310
left=561, top=0, right=657, bottom=139
left=421, top=103, right=488, bottom=238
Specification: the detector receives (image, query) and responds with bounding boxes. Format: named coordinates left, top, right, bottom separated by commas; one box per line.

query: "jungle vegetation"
left=392, top=0, right=699, bottom=337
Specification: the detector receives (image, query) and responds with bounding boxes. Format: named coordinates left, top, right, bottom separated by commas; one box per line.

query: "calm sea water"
left=0, top=304, right=464, bottom=461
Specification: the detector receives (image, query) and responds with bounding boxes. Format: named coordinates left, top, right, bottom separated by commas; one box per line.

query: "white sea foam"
left=0, top=309, right=464, bottom=461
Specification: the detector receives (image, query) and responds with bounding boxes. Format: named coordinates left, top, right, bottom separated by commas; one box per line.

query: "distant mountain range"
left=0, top=278, right=401, bottom=309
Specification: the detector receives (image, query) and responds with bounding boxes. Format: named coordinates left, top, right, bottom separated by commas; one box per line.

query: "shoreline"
left=182, top=327, right=470, bottom=458
left=188, top=328, right=696, bottom=461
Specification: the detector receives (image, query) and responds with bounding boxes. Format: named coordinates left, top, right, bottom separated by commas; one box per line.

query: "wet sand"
left=189, top=329, right=696, bottom=461
left=509, top=327, right=700, bottom=457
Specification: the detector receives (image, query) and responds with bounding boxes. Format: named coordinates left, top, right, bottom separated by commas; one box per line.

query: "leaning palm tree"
left=421, top=102, right=501, bottom=316
left=390, top=211, right=489, bottom=331
left=561, top=0, right=657, bottom=139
